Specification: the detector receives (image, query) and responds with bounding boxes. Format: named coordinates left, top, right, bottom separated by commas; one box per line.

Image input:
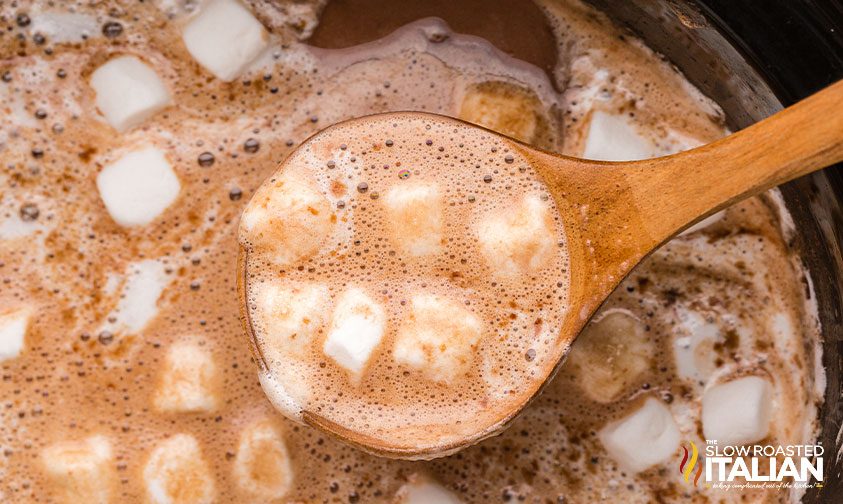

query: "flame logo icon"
left=679, top=441, right=703, bottom=486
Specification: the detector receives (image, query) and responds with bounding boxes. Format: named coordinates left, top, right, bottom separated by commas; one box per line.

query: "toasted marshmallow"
left=396, top=474, right=463, bottom=504
left=393, top=294, right=483, bottom=383
left=382, top=183, right=443, bottom=256
left=583, top=111, right=657, bottom=161
left=702, top=376, right=772, bottom=446
left=323, top=287, right=386, bottom=380
left=182, top=0, right=269, bottom=82
left=476, top=194, right=556, bottom=278
left=153, top=340, right=219, bottom=413
left=41, top=435, right=114, bottom=504
left=0, top=307, right=30, bottom=362
left=143, top=434, right=216, bottom=504
left=254, top=282, right=329, bottom=357
left=599, top=398, right=680, bottom=473
left=96, top=147, right=181, bottom=228
left=89, top=55, right=172, bottom=132
left=459, top=81, right=544, bottom=144
left=233, top=418, right=294, bottom=499
left=240, top=173, right=334, bottom=267
left=566, top=310, right=654, bottom=403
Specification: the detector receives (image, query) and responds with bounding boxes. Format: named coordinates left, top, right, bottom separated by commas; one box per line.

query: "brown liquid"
left=0, top=0, right=821, bottom=502
left=240, top=113, right=571, bottom=454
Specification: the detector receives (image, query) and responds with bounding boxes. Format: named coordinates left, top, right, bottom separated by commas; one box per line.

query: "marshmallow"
left=476, top=194, right=556, bottom=278
left=583, top=111, right=657, bottom=161
left=233, top=419, right=294, bottom=499
left=41, top=435, right=114, bottom=504
left=599, top=398, right=680, bottom=473
left=671, top=307, right=721, bottom=383
left=240, top=173, right=334, bottom=267
left=459, top=81, right=544, bottom=144
left=153, top=340, right=219, bottom=413
left=382, top=183, right=443, bottom=256
left=96, top=147, right=181, bottom=228
left=396, top=474, right=463, bottom=504
left=566, top=310, right=653, bottom=403
left=702, top=376, right=772, bottom=446
left=393, top=294, right=483, bottom=383
left=143, top=434, right=216, bottom=504
left=103, top=259, right=171, bottom=334
left=90, top=55, right=172, bottom=132
left=323, top=287, right=386, bottom=380
left=0, top=308, right=29, bottom=362
left=254, top=282, right=329, bottom=357
left=182, top=0, right=269, bottom=82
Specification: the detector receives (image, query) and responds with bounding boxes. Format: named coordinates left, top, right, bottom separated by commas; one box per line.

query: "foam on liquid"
left=240, top=114, right=570, bottom=450
left=0, top=0, right=822, bottom=502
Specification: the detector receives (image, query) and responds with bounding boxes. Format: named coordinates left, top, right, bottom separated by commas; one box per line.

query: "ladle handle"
left=629, top=78, right=843, bottom=245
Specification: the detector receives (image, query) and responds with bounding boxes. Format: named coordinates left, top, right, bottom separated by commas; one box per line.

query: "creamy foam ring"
left=239, top=113, right=571, bottom=455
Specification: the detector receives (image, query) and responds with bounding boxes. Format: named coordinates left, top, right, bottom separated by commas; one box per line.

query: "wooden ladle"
left=239, top=79, right=843, bottom=459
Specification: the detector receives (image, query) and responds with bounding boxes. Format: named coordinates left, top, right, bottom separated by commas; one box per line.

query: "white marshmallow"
left=393, top=294, right=483, bottom=383
left=153, top=340, right=219, bottom=413
left=583, top=111, right=657, bottom=161
left=240, top=173, right=334, bottom=267
left=233, top=419, right=294, bottom=499
left=143, top=434, right=216, bottom=504
left=396, top=474, right=463, bottom=504
left=97, top=147, right=181, bottom=228
left=566, top=310, right=653, bottom=403
left=702, top=376, right=772, bottom=446
left=599, top=398, right=680, bottom=473
left=323, top=287, right=386, bottom=380
left=382, top=183, right=444, bottom=256
left=182, top=0, right=269, bottom=82
left=41, top=435, right=114, bottom=504
left=671, top=307, right=721, bottom=383
left=477, top=194, right=556, bottom=278
left=90, top=56, right=172, bottom=132
left=254, top=282, right=329, bottom=357
left=0, top=308, right=29, bottom=362
left=102, top=259, right=171, bottom=335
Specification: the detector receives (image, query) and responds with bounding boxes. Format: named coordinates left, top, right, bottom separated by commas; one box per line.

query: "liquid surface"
left=0, top=0, right=822, bottom=502
left=240, top=113, right=570, bottom=452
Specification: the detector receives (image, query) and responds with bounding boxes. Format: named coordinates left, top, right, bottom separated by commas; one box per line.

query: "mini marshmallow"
left=254, top=282, right=329, bottom=357
left=182, top=0, right=269, bottom=82
left=90, top=55, right=172, bottom=132
left=477, top=194, right=556, bottom=278
left=671, top=307, right=721, bottom=383
left=458, top=81, right=544, bottom=144
left=382, top=183, right=443, bottom=256
left=143, top=434, right=216, bottom=504
left=702, top=376, right=772, bottom=446
left=583, top=111, right=657, bottom=161
left=0, top=308, right=29, bottom=362
left=41, top=435, right=114, bottom=504
left=566, top=310, right=653, bottom=403
left=96, top=147, right=181, bottom=228
left=396, top=474, right=463, bottom=504
left=240, top=173, right=334, bottom=267
left=323, top=287, right=386, bottom=380
left=153, top=340, right=219, bottom=413
left=393, top=294, right=483, bottom=383
left=233, top=418, right=294, bottom=499
left=599, top=398, right=680, bottom=473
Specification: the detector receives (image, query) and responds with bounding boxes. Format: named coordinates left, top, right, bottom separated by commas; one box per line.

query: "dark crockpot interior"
left=583, top=0, right=843, bottom=500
